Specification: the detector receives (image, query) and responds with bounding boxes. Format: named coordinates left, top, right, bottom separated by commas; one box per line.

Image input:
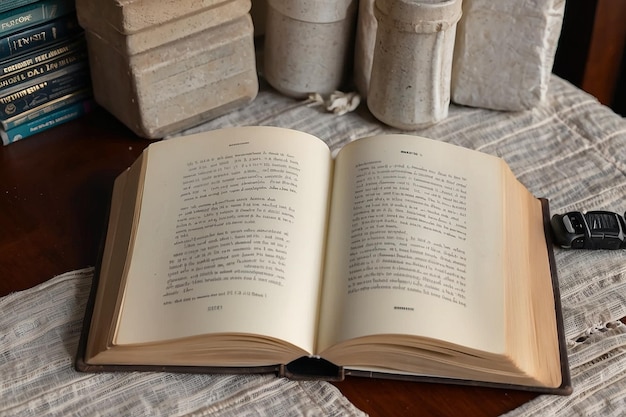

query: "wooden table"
left=0, top=108, right=539, bottom=416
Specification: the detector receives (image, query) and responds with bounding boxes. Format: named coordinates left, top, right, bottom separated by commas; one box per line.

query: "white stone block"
left=77, top=0, right=251, bottom=55
left=85, top=15, right=258, bottom=138
left=76, top=0, right=258, bottom=138
left=76, top=0, right=227, bottom=34
left=451, top=0, right=565, bottom=111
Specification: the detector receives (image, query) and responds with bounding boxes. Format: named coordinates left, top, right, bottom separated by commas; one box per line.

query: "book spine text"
left=1, top=98, right=94, bottom=145
left=0, top=33, right=85, bottom=76
left=0, top=47, right=88, bottom=90
left=0, top=14, right=82, bottom=60
left=0, top=0, right=75, bottom=36
left=1, top=87, right=92, bottom=130
left=0, top=66, right=91, bottom=120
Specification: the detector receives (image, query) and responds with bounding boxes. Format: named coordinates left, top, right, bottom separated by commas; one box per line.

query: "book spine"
left=1, top=87, right=92, bottom=130
left=0, top=0, right=75, bottom=36
left=0, top=33, right=85, bottom=77
left=0, top=0, right=39, bottom=15
left=0, top=65, right=91, bottom=121
left=0, top=53, right=89, bottom=97
left=0, top=13, right=82, bottom=60
left=0, top=46, right=88, bottom=91
left=1, top=98, right=94, bottom=145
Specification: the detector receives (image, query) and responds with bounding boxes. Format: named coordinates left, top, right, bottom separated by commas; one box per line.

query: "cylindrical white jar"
left=264, top=0, right=357, bottom=98
left=367, top=0, right=462, bottom=130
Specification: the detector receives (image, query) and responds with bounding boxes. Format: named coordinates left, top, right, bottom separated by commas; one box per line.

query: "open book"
left=76, top=126, right=571, bottom=394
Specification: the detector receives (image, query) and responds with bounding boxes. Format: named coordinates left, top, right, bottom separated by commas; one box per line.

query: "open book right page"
left=317, top=134, right=508, bottom=358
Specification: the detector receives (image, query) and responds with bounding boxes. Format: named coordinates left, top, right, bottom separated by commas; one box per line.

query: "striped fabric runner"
left=2, top=75, right=625, bottom=416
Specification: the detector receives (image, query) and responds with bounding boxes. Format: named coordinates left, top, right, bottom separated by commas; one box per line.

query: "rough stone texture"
left=367, top=0, right=462, bottom=130
left=76, top=0, right=258, bottom=139
left=77, top=0, right=251, bottom=56
left=75, top=0, right=227, bottom=35
left=451, top=0, right=566, bottom=111
left=85, top=15, right=258, bottom=138
left=263, top=0, right=357, bottom=99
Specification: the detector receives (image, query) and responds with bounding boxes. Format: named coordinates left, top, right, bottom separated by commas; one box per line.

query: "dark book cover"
left=0, top=64, right=91, bottom=120
left=0, top=13, right=82, bottom=60
left=0, top=0, right=39, bottom=15
left=1, top=98, right=95, bottom=145
left=0, top=33, right=85, bottom=76
left=0, top=0, right=75, bottom=35
left=0, top=42, right=88, bottom=91
left=1, top=87, right=92, bottom=130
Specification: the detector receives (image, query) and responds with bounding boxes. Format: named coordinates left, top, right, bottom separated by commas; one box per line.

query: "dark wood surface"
left=0, top=108, right=544, bottom=416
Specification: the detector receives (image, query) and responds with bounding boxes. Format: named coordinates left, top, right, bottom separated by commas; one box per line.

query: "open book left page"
left=87, top=126, right=333, bottom=365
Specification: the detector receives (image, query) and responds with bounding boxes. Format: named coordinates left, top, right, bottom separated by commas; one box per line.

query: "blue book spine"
left=1, top=98, right=95, bottom=145
left=0, top=0, right=39, bottom=15
left=2, top=87, right=92, bottom=130
left=0, top=0, right=75, bottom=35
left=0, top=33, right=86, bottom=77
left=0, top=13, right=82, bottom=60
left=0, top=46, right=88, bottom=91
left=0, top=66, right=91, bottom=120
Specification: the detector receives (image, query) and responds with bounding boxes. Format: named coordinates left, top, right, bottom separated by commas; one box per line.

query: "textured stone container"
left=367, top=0, right=462, bottom=130
left=76, top=0, right=258, bottom=138
left=451, top=0, right=565, bottom=111
left=264, top=0, right=357, bottom=98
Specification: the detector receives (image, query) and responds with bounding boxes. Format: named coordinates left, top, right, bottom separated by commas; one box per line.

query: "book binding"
left=0, top=64, right=90, bottom=120
left=0, top=0, right=75, bottom=36
left=0, top=33, right=85, bottom=77
left=0, top=13, right=82, bottom=60
left=1, top=98, right=94, bottom=145
left=1, top=87, right=91, bottom=130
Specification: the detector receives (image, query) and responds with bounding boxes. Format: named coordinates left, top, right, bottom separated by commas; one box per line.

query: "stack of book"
left=0, top=0, right=93, bottom=145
